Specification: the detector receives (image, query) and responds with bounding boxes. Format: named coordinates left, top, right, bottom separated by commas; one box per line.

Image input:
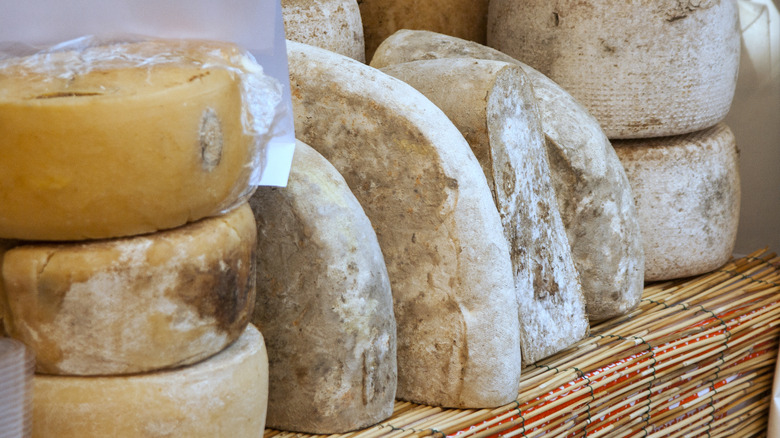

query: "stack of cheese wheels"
left=0, top=39, right=278, bottom=437
left=487, top=1, right=742, bottom=280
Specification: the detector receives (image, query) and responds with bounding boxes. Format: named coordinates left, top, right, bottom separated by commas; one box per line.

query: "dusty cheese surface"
left=614, top=123, right=740, bottom=281
left=0, top=39, right=278, bottom=241
left=282, top=0, right=366, bottom=62
left=32, top=324, right=269, bottom=438
left=1, top=203, right=256, bottom=376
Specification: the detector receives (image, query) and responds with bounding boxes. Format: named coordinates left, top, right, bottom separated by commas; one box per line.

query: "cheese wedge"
left=613, top=123, right=740, bottom=281
left=371, top=30, right=645, bottom=321
left=282, top=0, right=366, bottom=62
left=251, top=140, right=396, bottom=433
left=32, top=324, right=268, bottom=438
left=379, top=59, right=588, bottom=364
left=1, top=204, right=256, bottom=376
left=288, top=40, right=522, bottom=408
left=0, top=39, right=280, bottom=241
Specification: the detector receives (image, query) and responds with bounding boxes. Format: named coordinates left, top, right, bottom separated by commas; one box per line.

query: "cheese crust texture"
left=1, top=203, right=256, bottom=376
left=32, top=324, right=269, bottom=438
left=0, top=39, right=279, bottom=241
left=282, top=0, right=366, bottom=62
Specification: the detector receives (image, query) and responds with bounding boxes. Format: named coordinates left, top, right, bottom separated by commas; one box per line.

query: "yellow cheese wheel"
left=0, top=39, right=279, bottom=241
left=1, top=203, right=256, bottom=376
left=32, top=324, right=269, bottom=438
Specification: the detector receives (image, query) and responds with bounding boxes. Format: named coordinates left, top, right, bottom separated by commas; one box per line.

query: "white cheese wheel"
left=379, top=59, right=588, bottom=364
left=358, top=0, right=489, bottom=61
left=251, top=140, right=396, bottom=433
left=287, top=40, right=523, bottom=408
left=371, top=30, right=645, bottom=321
left=31, top=324, right=269, bottom=438
left=282, top=0, right=366, bottom=62
left=0, top=39, right=280, bottom=241
left=1, top=204, right=256, bottom=376
left=613, top=123, right=740, bottom=281
left=487, top=0, right=741, bottom=139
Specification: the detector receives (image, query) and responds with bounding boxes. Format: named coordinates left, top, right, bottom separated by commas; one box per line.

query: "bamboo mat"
left=264, top=249, right=780, bottom=438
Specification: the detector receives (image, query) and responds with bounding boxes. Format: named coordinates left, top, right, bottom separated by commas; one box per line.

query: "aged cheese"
left=250, top=140, right=396, bottom=433
left=1, top=204, right=256, bottom=376
left=288, top=40, right=523, bottom=408
left=0, top=39, right=280, bottom=241
left=379, top=59, right=588, bottom=363
left=613, top=123, right=740, bottom=281
left=371, top=30, right=645, bottom=321
left=282, top=0, right=366, bottom=62
left=0, top=240, right=16, bottom=338
left=358, top=0, right=489, bottom=61
left=32, top=324, right=268, bottom=438
left=487, top=0, right=741, bottom=139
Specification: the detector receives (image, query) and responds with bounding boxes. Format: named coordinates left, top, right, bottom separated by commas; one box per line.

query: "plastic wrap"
left=0, top=36, right=282, bottom=241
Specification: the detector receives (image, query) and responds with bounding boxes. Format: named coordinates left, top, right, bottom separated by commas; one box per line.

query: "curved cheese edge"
left=2, top=203, right=256, bottom=376
left=251, top=140, right=396, bottom=433
left=613, top=123, right=740, bottom=281
left=32, top=324, right=268, bottom=438
left=282, top=0, right=366, bottom=62
left=0, top=39, right=280, bottom=241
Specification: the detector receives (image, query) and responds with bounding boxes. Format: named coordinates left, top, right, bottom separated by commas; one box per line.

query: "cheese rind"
left=371, top=30, right=645, bottom=321
left=282, top=0, right=366, bottom=62
left=486, top=0, right=740, bottom=138
left=0, top=39, right=279, bottom=241
left=32, top=324, right=269, bottom=438
left=251, top=140, right=396, bottom=433
left=288, top=40, right=523, bottom=408
left=379, top=59, right=588, bottom=363
left=613, top=124, right=740, bottom=281
left=1, top=204, right=256, bottom=376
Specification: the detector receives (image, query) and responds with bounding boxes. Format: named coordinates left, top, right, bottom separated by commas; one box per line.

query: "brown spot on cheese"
left=34, top=91, right=102, bottom=99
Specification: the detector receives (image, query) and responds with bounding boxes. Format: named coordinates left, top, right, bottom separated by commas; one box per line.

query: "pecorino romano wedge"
left=371, top=30, right=645, bottom=322
left=379, top=59, right=588, bottom=363
left=250, top=140, right=397, bottom=433
left=286, top=40, right=523, bottom=409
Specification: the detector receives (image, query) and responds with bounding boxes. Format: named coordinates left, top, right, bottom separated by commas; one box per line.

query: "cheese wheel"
left=613, top=123, right=740, bottom=281
left=371, top=30, right=645, bottom=321
left=0, top=39, right=280, bottom=241
left=379, top=59, right=588, bottom=363
left=288, top=40, right=523, bottom=408
left=0, top=240, right=17, bottom=338
left=1, top=204, right=256, bottom=376
left=251, top=140, right=396, bottom=433
left=486, top=0, right=741, bottom=139
left=358, top=0, right=489, bottom=61
left=32, top=324, right=268, bottom=438
left=282, top=0, right=366, bottom=62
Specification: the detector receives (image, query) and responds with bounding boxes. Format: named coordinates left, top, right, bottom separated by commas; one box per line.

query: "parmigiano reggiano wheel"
left=251, top=140, right=396, bottom=433
left=371, top=30, right=645, bottom=321
left=379, top=59, right=588, bottom=363
left=486, top=0, right=741, bottom=139
left=0, top=39, right=280, bottom=241
left=1, top=204, right=256, bottom=376
left=32, top=324, right=269, bottom=438
left=613, top=123, right=740, bottom=281
left=282, top=0, right=366, bottom=62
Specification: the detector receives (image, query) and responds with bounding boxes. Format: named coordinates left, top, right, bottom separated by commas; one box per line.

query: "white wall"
left=727, top=0, right=780, bottom=256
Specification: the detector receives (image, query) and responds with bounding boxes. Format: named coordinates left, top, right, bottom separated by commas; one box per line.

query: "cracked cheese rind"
left=379, top=59, right=588, bottom=364
left=0, top=39, right=278, bottom=241
left=287, top=40, right=522, bottom=409
left=1, top=203, right=256, bottom=376
left=32, top=324, right=268, bottom=438
left=250, top=140, right=396, bottom=433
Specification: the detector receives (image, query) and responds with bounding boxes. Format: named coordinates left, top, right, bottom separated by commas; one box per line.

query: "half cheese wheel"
left=1, top=203, right=256, bottom=376
left=487, top=0, right=740, bottom=139
left=0, top=39, right=280, bottom=241
left=613, top=123, right=740, bottom=281
left=282, top=0, right=366, bottom=62
left=32, top=324, right=269, bottom=438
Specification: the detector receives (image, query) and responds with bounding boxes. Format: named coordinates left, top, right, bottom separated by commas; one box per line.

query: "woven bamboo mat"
left=264, top=249, right=780, bottom=438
